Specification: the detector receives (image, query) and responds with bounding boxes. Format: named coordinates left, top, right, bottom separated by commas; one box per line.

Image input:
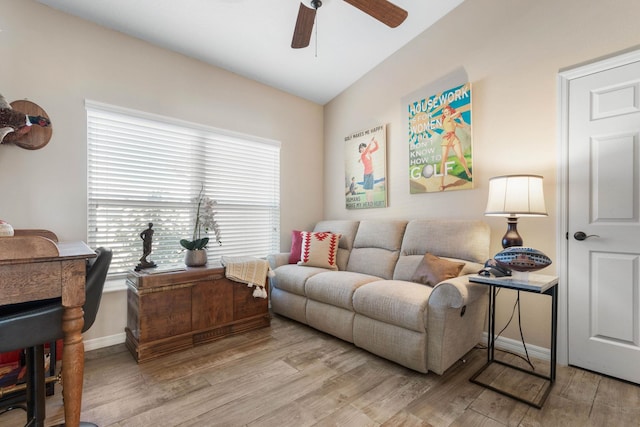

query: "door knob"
left=574, top=231, right=600, bottom=241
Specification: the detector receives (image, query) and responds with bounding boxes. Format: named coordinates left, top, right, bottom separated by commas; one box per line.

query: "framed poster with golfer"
left=344, top=124, right=387, bottom=210
left=408, top=82, right=473, bottom=193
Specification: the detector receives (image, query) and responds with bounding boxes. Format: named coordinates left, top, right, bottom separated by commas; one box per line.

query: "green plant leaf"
left=193, top=237, right=209, bottom=249
left=180, top=239, right=196, bottom=250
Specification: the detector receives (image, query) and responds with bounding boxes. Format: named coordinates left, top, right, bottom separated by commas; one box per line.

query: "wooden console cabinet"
left=125, top=264, right=270, bottom=362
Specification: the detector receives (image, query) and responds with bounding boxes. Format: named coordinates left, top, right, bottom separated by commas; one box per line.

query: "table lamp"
left=485, top=174, right=547, bottom=248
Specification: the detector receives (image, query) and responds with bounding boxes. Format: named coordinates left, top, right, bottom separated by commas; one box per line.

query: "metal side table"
left=469, top=273, right=558, bottom=409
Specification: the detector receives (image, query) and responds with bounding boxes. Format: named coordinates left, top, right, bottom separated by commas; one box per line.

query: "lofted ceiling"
left=37, top=0, right=464, bottom=105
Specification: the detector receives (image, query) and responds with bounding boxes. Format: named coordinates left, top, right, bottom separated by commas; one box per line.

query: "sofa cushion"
left=411, top=253, right=464, bottom=287
left=305, top=271, right=381, bottom=310
left=400, top=219, right=490, bottom=264
left=347, top=220, right=407, bottom=279
left=298, top=231, right=342, bottom=270
left=272, top=264, right=327, bottom=296
left=352, top=280, right=432, bottom=332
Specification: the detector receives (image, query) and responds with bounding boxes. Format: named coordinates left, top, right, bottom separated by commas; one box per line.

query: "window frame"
left=86, top=100, right=281, bottom=279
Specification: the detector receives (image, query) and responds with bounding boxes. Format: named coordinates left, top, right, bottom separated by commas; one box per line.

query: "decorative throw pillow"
left=288, top=230, right=329, bottom=264
left=298, top=231, right=342, bottom=270
left=288, top=230, right=303, bottom=264
left=411, top=253, right=464, bottom=287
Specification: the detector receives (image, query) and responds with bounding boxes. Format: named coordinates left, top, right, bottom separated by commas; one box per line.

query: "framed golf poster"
left=345, top=124, right=387, bottom=209
left=408, top=82, right=473, bottom=193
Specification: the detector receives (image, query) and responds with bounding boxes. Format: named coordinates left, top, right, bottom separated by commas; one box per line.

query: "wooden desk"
left=0, top=236, right=96, bottom=427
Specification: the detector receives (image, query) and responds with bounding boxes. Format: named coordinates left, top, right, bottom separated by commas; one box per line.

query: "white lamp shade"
left=485, top=174, right=547, bottom=217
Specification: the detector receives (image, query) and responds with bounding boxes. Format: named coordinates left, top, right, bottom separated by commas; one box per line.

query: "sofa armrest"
left=267, top=252, right=290, bottom=270
left=428, top=275, right=488, bottom=309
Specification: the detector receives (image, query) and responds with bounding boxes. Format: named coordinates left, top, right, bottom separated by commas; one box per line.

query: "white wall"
left=1, top=1, right=324, bottom=344
left=324, top=0, right=640, bottom=347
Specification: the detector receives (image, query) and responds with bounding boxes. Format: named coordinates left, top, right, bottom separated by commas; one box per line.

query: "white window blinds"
left=86, top=101, right=280, bottom=277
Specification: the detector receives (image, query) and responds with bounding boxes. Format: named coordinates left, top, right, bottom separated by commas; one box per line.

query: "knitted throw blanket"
left=220, top=256, right=273, bottom=299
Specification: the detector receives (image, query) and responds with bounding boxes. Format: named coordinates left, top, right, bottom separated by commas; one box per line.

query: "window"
left=87, top=101, right=280, bottom=278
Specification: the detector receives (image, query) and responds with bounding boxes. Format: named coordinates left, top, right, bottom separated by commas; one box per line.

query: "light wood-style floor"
left=2, top=314, right=639, bottom=427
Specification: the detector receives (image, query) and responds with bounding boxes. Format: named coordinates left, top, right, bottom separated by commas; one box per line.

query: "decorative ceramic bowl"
left=494, top=246, right=552, bottom=272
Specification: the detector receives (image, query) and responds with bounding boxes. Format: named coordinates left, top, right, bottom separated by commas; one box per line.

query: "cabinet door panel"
left=234, top=281, right=269, bottom=319
left=192, top=279, right=233, bottom=330
left=140, top=287, right=191, bottom=341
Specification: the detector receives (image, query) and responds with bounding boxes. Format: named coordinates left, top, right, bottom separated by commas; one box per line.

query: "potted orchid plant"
left=180, top=186, right=221, bottom=266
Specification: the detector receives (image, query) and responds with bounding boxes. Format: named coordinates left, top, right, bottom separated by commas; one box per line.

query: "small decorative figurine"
left=136, top=222, right=157, bottom=271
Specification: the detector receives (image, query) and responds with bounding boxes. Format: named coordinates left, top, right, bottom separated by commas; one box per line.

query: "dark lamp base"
left=502, top=217, right=523, bottom=248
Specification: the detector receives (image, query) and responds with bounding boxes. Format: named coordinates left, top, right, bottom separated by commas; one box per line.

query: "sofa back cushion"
left=314, top=220, right=360, bottom=271
left=394, top=219, right=490, bottom=281
left=347, top=220, right=408, bottom=279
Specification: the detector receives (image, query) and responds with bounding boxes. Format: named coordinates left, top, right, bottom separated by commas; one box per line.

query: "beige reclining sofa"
left=268, top=219, right=491, bottom=374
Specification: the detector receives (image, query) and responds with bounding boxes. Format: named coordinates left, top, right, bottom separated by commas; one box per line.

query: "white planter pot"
left=184, top=249, right=207, bottom=267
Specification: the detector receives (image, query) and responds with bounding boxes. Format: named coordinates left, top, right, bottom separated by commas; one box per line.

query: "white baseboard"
left=84, top=332, right=126, bottom=352
left=481, top=332, right=550, bottom=361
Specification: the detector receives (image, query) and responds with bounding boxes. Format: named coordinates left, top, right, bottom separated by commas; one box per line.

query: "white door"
left=567, top=58, right=640, bottom=383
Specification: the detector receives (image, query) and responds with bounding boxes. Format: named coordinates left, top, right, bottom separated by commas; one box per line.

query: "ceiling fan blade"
left=292, top=2, right=317, bottom=49
left=343, top=0, right=408, bottom=28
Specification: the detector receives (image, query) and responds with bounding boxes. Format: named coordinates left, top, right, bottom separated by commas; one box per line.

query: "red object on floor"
left=54, top=340, right=63, bottom=360
left=0, top=350, right=22, bottom=365
left=0, top=340, right=63, bottom=364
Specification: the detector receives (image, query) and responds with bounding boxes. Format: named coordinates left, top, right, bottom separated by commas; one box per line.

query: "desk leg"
left=61, top=306, right=85, bottom=427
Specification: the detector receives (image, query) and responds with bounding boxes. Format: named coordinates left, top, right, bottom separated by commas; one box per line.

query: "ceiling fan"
left=292, top=0, right=408, bottom=49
